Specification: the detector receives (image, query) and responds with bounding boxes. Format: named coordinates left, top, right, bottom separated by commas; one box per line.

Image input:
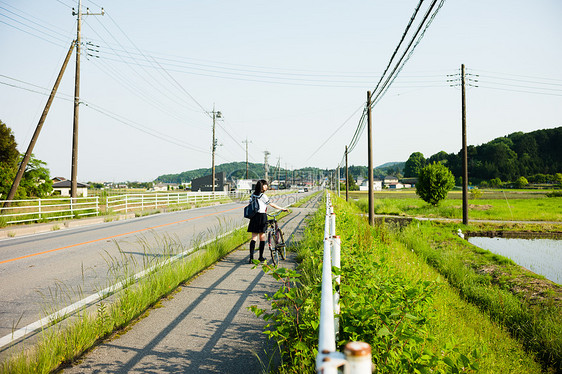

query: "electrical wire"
left=0, top=75, right=213, bottom=153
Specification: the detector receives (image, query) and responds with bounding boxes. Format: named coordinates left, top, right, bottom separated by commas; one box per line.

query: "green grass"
left=351, top=189, right=562, bottom=221
left=254, top=192, right=544, bottom=373
left=0, top=225, right=249, bottom=373
left=393, top=220, right=562, bottom=372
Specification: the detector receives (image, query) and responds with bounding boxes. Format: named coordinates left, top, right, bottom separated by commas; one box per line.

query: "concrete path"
left=63, top=195, right=321, bottom=374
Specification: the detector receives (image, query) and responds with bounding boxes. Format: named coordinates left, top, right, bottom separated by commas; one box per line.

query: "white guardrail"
left=317, top=192, right=372, bottom=374
left=0, top=196, right=100, bottom=225
left=105, top=191, right=243, bottom=213
left=0, top=191, right=247, bottom=225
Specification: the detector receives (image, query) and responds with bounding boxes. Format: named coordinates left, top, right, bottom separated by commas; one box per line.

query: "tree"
left=17, top=155, right=52, bottom=198
left=0, top=120, right=19, bottom=198
left=515, top=176, right=529, bottom=189
left=489, top=178, right=502, bottom=188
left=404, top=152, right=426, bottom=177
left=555, top=173, right=562, bottom=187
left=415, top=162, right=455, bottom=206
left=0, top=120, right=52, bottom=199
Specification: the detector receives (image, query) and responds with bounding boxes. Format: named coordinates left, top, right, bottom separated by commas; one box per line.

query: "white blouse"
left=250, top=193, right=270, bottom=213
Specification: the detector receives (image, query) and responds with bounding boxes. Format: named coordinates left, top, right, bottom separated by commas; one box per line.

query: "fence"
left=106, top=191, right=244, bottom=213
left=0, top=191, right=249, bottom=226
left=317, top=192, right=372, bottom=374
left=0, top=196, right=100, bottom=225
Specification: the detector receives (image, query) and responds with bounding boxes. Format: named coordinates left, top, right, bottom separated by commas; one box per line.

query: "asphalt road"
left=0, top=191, right=314, bottom=355
left=62, top=193, right=321, bottom=374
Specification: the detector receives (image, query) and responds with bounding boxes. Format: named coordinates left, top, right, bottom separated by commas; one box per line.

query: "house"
left=52, top=176, right=67, bottom=183
left=388, top=183, right=405, bottom=189
left=236, top=179, right=255, bottom=191
left=191, top=172, right=229, bottom=192
left=384, top=175, right=399, bottom=186
left=152, top=183, right=168, bottom=192
left=52, top=180, right=89, bottom=197
left=359, top=178, right=382, bottom=191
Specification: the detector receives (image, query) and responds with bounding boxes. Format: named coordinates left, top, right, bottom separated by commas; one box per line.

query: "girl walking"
left=247, top=179, right=288, bottom=263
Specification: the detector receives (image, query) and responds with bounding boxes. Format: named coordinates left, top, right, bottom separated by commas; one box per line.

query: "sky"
left=1, top=0, right=561, bottom=182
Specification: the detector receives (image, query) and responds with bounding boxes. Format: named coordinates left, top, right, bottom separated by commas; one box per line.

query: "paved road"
left=0, top=191, right=315, bottom=356
left=62, top=193, right=321, bottom=373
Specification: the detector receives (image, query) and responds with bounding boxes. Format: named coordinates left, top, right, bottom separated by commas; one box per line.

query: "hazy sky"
left=1, top=0, right=560, bottom=182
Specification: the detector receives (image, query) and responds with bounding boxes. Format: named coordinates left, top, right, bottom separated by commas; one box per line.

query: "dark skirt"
left=247, top=212, right=268, bottom=233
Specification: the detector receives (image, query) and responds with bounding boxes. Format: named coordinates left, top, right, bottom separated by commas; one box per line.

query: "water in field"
left=467, top=237, right=562, bottom=284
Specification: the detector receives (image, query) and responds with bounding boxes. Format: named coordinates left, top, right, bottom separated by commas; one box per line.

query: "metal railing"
left=106, top=191, right=244, bottom=213
left=316, top=192, right=372, bottom=374
left=0, top=196, right=100, bottom=225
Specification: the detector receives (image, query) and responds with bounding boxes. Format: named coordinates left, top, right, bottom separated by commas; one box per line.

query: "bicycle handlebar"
left=267, top=210, right=285, bottom=218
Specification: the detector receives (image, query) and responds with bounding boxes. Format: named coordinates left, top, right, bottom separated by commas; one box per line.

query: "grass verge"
left=393, top=219, right=562, bottom=372
left=252, top=192, right=546, bottom=373
left=351, top=190, right=562, bottom=222
left=0, top=225, right=248, bottom=373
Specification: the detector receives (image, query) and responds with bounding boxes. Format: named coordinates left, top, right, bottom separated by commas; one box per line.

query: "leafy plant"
left=416, top=163, right=455, bottom=206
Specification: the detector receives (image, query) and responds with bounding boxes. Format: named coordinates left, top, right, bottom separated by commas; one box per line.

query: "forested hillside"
left=407, top=127, right=561, bottom=183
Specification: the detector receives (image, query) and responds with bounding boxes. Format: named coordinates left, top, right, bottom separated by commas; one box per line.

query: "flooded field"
left=468, top=236, right=562, bottom=284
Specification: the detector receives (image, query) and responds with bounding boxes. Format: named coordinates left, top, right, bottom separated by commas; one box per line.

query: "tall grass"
left=1, top=224, right=248, bottom=373
left=253, top=193, right=543, bottom=373
left=395, top=221, right=562, bottom=372
left=354, top=195, right=562, bottom=221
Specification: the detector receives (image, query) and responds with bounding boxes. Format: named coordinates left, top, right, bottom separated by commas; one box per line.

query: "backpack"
left=244, top=194, right=262, bottom=219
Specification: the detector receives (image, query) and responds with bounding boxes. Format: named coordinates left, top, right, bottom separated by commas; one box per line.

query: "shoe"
left=249, top=258, right=254, bottom=264
left=258, top=257, right=266, bottom=262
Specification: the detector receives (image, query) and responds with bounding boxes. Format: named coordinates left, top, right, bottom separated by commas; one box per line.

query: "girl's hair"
left=254, top=179, right=268, bottom=195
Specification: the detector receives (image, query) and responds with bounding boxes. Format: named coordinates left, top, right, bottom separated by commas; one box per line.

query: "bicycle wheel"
left=276, top=228, right=286, bottom=260
left=270, top=231, right=279, bottom=266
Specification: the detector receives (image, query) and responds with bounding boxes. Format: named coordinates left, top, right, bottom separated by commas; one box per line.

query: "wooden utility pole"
left=345, top=146, right=349, bottom=202
left=336, top=165, right=340, bottom=197
left=264, top=150, right=270, bottom=181
left=71, top=2, right=103, bottom=198
left=3, top=41, right=75, bottom=207
left=242, top=138, right=252, bottom=179
left=211, top=105, right=221, bottom=194
left=367, top=91, right=374, bottom=225
left=276, top=157, right=280, bottom=186
left=461, top=64, right=468, bottom=225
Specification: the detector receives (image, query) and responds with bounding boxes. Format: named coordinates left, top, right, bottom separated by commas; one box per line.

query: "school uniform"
left=247, top=193, right=270, bottom=233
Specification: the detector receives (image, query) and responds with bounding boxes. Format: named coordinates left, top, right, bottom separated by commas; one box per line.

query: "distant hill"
left=155, top=161, right=406, bottom=184
left=155, top=162, right=333, bottom=184
left=421, top=126, right=562, bottom=183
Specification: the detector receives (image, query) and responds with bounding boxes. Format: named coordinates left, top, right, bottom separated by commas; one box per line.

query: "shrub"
left=415, top=163, right=455, bottom=206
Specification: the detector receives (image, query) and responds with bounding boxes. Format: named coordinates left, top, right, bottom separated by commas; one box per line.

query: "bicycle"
left=266, top=211, right=286, bottom=266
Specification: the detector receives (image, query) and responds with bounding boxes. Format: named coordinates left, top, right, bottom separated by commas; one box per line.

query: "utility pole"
left=264, top=151, right=270, bottom=181
left=367, top=91, right=374, bottom=226
left=242, top=138, right=252, bottom=179
left=345, top=146, right=349, bottom=202
left=70, top=2, right=103, bottom=198
left=461, top=64, right=469, bottom=225
left=210, top=105, right=222, bottom=194
left=3, top=41, right=75, bottom=207
left=336, top=165, right=340, bottom=197
left=276, top=157, right=280, bottom=187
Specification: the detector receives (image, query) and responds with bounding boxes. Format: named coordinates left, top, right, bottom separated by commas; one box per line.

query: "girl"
left=247, top=179, right=288, bottom=263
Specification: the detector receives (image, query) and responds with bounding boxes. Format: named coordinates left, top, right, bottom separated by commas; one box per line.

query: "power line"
left=0, top=75, right=212, bottom=153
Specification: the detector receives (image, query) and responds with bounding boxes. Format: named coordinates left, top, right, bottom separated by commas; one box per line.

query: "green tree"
left=515, top=176, right=529, bottom=189
left=489, top=178, right=502, bottom=188
left=404, top=152, right=426, bottom=177
left=15, top=154, right=52, bottom=198
left=415, top=162, right=455, bottom=206
left=555, top=173, right=562, bottom=187
left=0, top=120, right=19, bottom=198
